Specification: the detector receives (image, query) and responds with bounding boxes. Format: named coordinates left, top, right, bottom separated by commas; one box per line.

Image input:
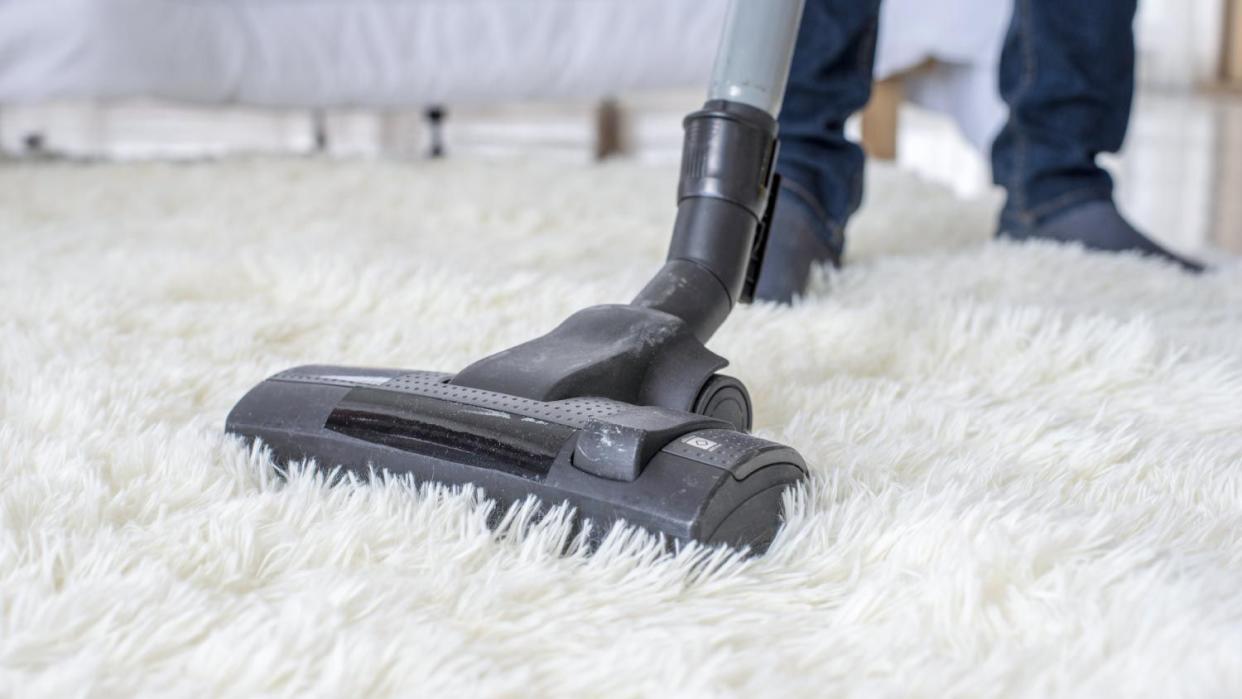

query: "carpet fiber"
left=2, top=157, right=1241, bottom=697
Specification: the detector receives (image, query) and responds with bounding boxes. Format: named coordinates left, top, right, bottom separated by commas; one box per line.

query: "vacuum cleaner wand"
left=226, top=0, right=810, bottom=553
left=635, top=0, right=802, bottom=341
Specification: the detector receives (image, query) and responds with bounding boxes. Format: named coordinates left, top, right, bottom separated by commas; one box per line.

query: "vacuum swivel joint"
left=633, top=100, right=781, bottom=341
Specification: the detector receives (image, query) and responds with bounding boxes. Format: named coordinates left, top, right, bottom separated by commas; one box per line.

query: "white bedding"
left=0, top=0, right=1010, bottom=146
left=0, top=0, right=726, bottom=106
left=879, top=0, right=1011, bottom=149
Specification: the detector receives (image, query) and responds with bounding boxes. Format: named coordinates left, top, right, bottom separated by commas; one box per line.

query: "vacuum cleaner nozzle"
left=227, top=365, right=806, bottom=552
left=225, top=97, right=810, bottom=553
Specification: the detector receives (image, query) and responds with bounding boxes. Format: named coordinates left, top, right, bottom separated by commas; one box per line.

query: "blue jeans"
left=777, top=0, right=1138, bottom=237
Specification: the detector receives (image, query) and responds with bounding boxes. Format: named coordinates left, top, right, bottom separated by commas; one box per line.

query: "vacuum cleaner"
left=226, top=0, right=809, bottom=553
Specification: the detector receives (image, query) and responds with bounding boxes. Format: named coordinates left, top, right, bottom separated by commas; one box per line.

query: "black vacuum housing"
left=227, top=365, right=806, bottom=550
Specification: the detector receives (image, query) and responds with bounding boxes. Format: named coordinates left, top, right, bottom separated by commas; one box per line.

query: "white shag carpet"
left=2, top=156, right=1241, bottom=698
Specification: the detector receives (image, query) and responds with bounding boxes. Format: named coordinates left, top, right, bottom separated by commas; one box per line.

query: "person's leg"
left=755, top=0, right=884, bottom=302
left=991, top=0, right=1202, bottom=271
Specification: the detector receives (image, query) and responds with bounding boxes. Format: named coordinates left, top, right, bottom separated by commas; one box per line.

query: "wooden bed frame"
left=1225, top=0, right=1242, bottom=87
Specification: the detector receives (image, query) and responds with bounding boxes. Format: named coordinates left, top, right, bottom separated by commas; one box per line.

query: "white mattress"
left=0, top=0, right=1010, bottom=145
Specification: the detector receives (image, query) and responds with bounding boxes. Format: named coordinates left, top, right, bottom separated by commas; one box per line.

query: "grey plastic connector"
left=676, top=101, right=779, bottom=218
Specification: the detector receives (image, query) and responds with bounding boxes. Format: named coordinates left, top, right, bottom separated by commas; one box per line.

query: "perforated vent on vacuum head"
left=273, top=369, right=630, bottom=428
left=379, top=372, right=628, bottom=428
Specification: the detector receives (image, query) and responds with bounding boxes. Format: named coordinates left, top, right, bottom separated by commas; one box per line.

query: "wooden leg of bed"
left=861, top=76, right=902, bottom=161
left=425, top=106, right=447, bottom=159
left=311, top=110, right=328, bottom=153
left=594, top=98, right=624, bottom=161
left=1224, top=0, right=1242, bottom=86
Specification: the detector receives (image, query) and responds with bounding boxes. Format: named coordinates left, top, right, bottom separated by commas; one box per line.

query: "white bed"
left=0, top=0, right=728, bottom=106
left=0, top=0, right=1009, bottom=148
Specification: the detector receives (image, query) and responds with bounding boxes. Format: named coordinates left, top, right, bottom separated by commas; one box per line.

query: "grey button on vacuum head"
left=571, top=408, right=727, bottom=482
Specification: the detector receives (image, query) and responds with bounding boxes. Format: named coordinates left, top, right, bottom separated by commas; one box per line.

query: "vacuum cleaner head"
left=227, top=3, right=818, bottom=554
left=227, top=364, right=806, bottom=552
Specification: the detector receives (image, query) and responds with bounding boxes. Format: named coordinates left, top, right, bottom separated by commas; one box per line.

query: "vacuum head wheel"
left=692, top=374, right=752, bottom=432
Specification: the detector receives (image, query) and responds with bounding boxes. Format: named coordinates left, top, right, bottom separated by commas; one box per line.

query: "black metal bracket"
left=740, top=172, right=781, bottom=305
